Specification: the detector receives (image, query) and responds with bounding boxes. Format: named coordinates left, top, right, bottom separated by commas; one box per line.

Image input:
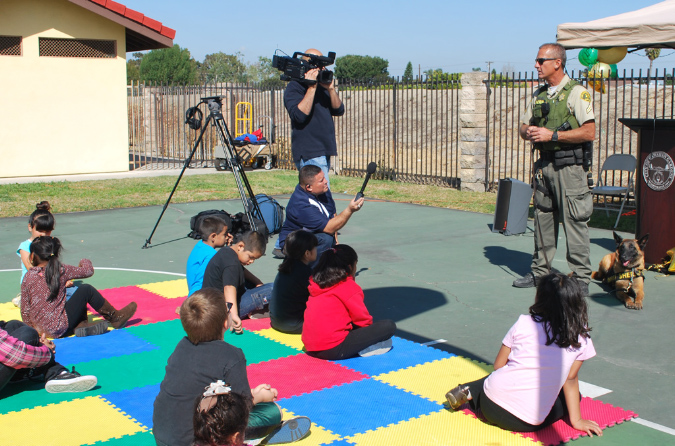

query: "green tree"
left=139, top=44, right=198, bottom=84
left=126, top=52, right=144, bottom=84
left=334, top=55, right=389, bottom=83
left=403, top=62, right=414, bottom=83
left=645, top=48, right=661, bottom=72
left=246, top=56, right=285, bottom=89
left=200, top=52, right=248, bottom=84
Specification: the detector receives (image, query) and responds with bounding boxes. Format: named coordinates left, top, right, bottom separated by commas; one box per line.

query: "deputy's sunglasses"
left=535, top=58, right=558, bottom=65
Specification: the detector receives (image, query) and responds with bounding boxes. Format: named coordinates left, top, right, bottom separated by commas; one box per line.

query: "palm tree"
left=645, top=48, right=661, bottom=73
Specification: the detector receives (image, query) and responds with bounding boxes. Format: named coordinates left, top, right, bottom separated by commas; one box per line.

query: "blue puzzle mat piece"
left=53, top=330, right=159, bottom=366
left=279, top=378, right=442, bottom=437
left=101, top=383, right=160, bottom=429
left=332, top=336, right=454, bottom=377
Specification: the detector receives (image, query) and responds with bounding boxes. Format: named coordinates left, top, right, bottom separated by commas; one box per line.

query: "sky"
left=125, top=0, right=675, bottom=78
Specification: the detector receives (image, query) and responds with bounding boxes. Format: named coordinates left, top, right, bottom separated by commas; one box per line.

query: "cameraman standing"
left=512, top=43, right=595, bottom=295
left=284, top=48, right=344, bottom=188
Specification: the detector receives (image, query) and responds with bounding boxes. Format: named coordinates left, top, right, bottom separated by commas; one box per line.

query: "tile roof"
left=87, top=0, right=176, bottom=39
left=68, top=0, right=175, bottom=51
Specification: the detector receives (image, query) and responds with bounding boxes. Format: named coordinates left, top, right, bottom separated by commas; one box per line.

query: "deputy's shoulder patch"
left=581, top=91, right=591, bottom=102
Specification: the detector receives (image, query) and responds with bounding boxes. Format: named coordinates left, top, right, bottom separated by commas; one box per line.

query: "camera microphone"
left=355, top=162, right=377, bottom=201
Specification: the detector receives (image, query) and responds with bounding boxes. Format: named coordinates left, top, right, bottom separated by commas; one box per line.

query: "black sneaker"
left=445, top=384, right=470, bottom=410
left=272, top=248, right=285, bottom=259
left=45, top=367, right=97, bottom=393
left=74, top=320, right=109, bottom=337
left=512, top=272, right=540, bottom=288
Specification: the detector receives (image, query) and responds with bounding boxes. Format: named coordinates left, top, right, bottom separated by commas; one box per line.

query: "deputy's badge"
left=581, top=91, right=591, bottom=102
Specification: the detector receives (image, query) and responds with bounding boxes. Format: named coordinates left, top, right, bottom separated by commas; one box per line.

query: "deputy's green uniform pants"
left=531, top=159, right=593, bottom=283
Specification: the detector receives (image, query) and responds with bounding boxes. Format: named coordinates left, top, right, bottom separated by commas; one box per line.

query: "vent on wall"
left=39, top=38, right=116, bottom=58
left=0, top=36, right=22, bottom=56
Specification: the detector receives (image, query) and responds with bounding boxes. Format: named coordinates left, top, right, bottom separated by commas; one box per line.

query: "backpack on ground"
left=248, top=194, right=284, bottom=235
left=187, top=210, right=232, bottom=240
left=230, top=212, right=269, bottom=240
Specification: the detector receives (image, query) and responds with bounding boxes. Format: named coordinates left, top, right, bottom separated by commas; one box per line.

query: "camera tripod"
left=142, top=96, right=263, bottom=249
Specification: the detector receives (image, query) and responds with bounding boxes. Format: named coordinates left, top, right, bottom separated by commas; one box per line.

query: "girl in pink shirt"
left=302, top=245, right=396, bottom=360
left=445, top=273, right=602, bottom=437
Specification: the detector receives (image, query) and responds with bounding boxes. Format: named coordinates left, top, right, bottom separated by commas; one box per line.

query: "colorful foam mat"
left=0, top=279, right=637, bottom=445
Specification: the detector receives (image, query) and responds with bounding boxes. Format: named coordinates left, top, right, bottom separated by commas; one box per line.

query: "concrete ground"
left=1, top=169, right=673, bottom=443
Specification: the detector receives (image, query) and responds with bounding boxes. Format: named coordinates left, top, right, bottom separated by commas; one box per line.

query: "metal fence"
left=128, top=69, right=674, bottom=193
left=128, top=77, right=461, bottom=185
left=485, top=69, right=675, bottom=194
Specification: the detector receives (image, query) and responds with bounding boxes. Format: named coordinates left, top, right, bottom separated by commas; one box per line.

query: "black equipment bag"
left=187, top=210, right=232, bottom=240
left=230, top=212, right=269, bottom=240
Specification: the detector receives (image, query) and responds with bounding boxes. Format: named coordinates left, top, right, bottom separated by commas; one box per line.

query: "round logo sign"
left=643, top=151, right=675, bottom=191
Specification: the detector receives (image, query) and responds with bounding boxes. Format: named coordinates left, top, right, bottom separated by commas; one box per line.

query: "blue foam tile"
left=323, top=440, right=356, bottom=446
left=332, top=336, right=454, bottom=377
left=278, top=378, right=442, bottom=437
left=101, top=383, right=160, bottom=429
left=53, top=330, right=160, bottom=366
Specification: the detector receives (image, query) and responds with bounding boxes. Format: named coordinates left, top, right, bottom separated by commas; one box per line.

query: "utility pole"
left=486, top=61, right=493, bottom=74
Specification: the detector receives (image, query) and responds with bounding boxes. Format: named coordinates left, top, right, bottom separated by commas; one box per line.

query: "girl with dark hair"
left=20, top=236, right=137, bottom=338
left=14, top=201, right=56, bottom=307
left=193, top=381, right=251, bottom=446
left=445, top=273, right=602, bottom=437
left=302, top=244, right=396, bottom=360
left=270, top=230, right=318, bottom=334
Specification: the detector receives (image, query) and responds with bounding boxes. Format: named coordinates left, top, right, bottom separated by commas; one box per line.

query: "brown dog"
left=592, top=232, right=649, bottom=310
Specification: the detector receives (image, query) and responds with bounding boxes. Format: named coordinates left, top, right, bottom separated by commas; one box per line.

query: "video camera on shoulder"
left=272, top=50, right=336, bottom=85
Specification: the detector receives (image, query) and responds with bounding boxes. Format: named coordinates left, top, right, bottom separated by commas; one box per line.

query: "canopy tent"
left=557, top=0, right=675, bottom=49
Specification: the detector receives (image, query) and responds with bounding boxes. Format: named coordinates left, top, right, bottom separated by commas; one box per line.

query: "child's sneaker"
left=263, top=416, right=311, bottom=444
left=12, top=294, right=21, bottom=308
left=74, top=320, right=109, bottom=337
left=358, top=339, right=392, bottom=357
left=45, top=367, right=97, bottom=393
left=445, top=384, right=470, bottom=410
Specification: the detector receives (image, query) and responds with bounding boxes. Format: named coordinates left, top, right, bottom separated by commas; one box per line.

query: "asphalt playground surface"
left=1, top=171, right=673, bottom=444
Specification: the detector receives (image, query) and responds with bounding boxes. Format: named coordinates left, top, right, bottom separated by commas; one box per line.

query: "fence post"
left=459, top=71, right=489, bottom=191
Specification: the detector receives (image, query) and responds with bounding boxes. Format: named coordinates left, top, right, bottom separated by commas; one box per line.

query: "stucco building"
left=0, top=0, right=174, bottom=178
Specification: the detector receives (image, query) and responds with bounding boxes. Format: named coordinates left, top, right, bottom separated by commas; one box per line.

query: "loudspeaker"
left=492, top=178, right=532, bottom=236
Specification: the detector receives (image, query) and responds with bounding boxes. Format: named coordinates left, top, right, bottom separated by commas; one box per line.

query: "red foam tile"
left=241, top=318, right=271, bottom=331
left=462, top=397, right=637, bottom=446
left=142, top=16, right=162, bottom=32
left=247, top=354, right=368, bottom=400
left=160, top=26, right=176, bottom=39
left=104, top=0, right=126, bottom=15
left=99, top=286, right=180, bottom=326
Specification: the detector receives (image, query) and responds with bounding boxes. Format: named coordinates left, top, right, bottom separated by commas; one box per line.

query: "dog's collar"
left=605, top=268, right=645, bottom=289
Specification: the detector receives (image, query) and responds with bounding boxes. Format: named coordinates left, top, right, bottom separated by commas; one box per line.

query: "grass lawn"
left=0, top=169, right=636, bottom=232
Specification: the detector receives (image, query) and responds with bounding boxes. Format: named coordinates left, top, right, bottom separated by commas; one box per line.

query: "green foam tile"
left=224, top=330, right=300, bottom=365
left=125, top=319, right=185, bottom=351
left=0, top=383, right=88, bottom=416
left=91, top=430, right=157, bottom=445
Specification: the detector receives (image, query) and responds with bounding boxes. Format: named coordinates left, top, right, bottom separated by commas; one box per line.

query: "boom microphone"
left=355, top=162, right=377, bottom=201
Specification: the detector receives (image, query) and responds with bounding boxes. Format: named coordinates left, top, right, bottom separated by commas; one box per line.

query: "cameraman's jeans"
left=239, top=283, right=273, bottom=317
left=295, top=156, right=331, bottom=188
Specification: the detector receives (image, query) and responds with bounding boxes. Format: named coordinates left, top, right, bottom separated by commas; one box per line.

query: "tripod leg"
left=142, top=114, right=214, bottom=248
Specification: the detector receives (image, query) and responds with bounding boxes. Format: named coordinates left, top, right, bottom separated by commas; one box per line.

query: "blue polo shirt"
left=278, top=184, right=337, bottom=248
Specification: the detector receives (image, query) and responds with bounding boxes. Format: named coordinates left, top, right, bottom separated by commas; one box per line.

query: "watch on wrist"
left=551, top=131, right=558, bottom=142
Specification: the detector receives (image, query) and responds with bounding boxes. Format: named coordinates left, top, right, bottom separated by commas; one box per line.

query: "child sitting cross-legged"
left=445, top=273, right=602, bottom=436
left=302, top=245, right=397, bottom=360
left=270, top=230, right=318, bottom=334
left=153, top=288, right=311, bottom=446
left=202, top=231, right=273, bottom=334
left=186, top=216, right=232, bottom=298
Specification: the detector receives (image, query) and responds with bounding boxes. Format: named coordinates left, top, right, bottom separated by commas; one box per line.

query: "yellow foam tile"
left=0, top=302, right=21, bottom=322
left=0, top=396, right=146, bottom=446
left=257, top=328, right=305, bottom=351
left=138, top=279, right=189, bottom=299
left=347, top=410, right=540, bottom=446
left=280, top=408, right=342, bottom=446
left=375, top=356, right=493, bottom=404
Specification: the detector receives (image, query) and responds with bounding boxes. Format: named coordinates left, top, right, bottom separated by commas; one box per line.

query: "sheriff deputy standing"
left=512, top=43, right=595, bottom=295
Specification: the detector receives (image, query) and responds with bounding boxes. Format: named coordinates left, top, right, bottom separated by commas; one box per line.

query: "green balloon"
left=610, top=64, right=618, bottom=79
left=578, top=48, right=598, bottom=67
